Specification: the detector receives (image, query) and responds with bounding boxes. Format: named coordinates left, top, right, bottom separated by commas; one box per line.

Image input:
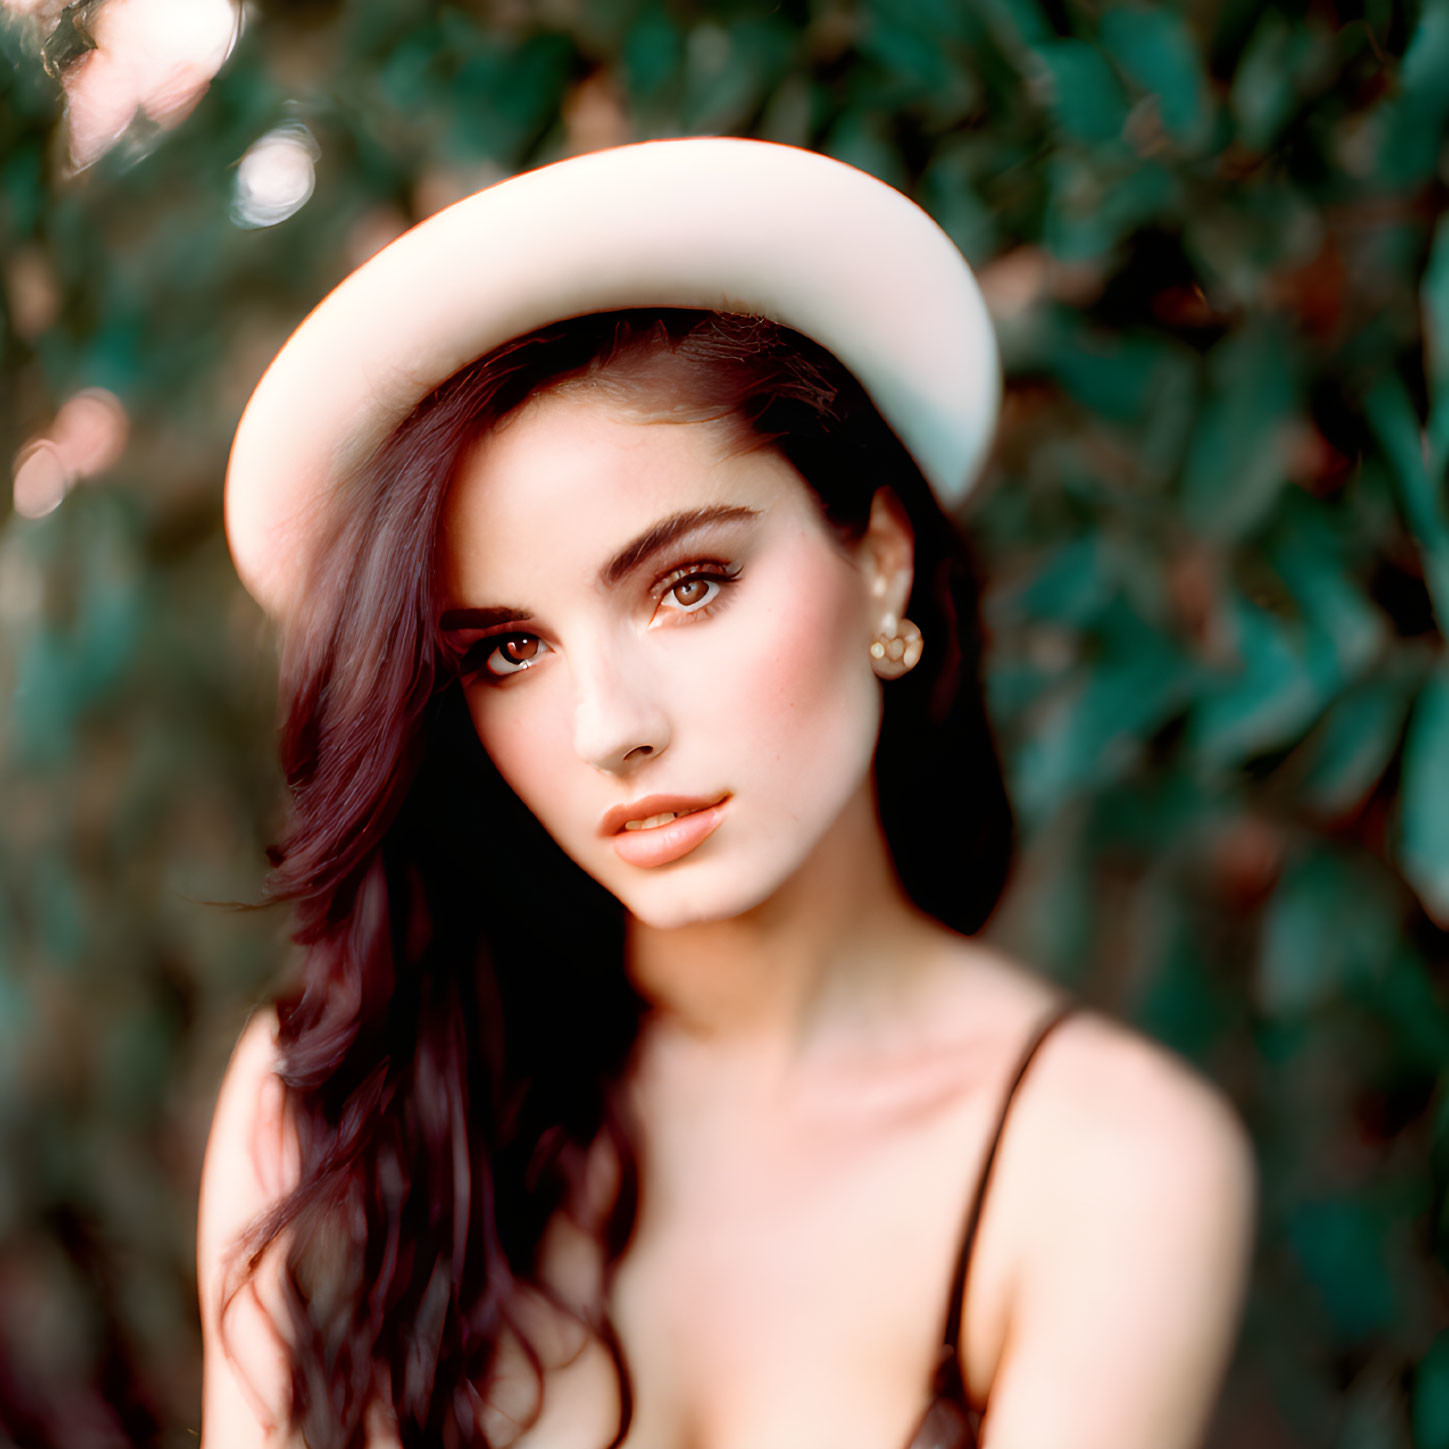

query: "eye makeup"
left=653, top=558, right=744, bottom=617
left=451, top=554, right=747, bottom=684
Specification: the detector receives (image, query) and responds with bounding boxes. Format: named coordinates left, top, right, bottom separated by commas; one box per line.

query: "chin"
left=608, top=854, right=799, bottom=931
left=623, top=897, right=730, bottom=931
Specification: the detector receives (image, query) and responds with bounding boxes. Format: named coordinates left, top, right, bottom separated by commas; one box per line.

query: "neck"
left=624, top=779, right=944, bottom=1076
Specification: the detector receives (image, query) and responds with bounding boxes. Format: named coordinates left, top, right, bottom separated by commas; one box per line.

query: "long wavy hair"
left=227, top=309, right=1015, bottom=1448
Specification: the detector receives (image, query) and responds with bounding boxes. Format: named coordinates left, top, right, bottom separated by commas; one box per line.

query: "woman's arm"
left=196, top=1007, right=302, bottom=1448
left=977, top=1019, right=1258, bottom=1449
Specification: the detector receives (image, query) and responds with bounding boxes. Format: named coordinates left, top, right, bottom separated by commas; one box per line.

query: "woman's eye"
left=458, top=564, right=740, bottom=682
left=656, top=564, right=740, bottom=617
left=663, top=575, right=721, bottom=612
left=470, top=633, right=547, bottom=678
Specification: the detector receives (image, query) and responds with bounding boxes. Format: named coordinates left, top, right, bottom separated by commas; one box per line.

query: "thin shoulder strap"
left=935, top=995, right=1082, bottom=1368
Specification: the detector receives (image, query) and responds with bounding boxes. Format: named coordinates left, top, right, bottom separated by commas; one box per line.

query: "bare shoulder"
left=1024, top=1002, right=1257, bottom=1213
left=963, top=970, right=1259, bottom=1449
left=197, top=1006, right=302, bottom=1448
left=932, top=935, right=1254, bottom=1200
left=198, top=1006, right=298, bottom=1270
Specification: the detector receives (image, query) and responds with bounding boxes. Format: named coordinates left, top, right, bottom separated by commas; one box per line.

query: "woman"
left=198, top=139, right=1256, bottom=1449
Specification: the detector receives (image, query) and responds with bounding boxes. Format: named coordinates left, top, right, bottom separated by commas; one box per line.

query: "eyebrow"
left=599, top=504, right=760, bottom=587
left=439, top=504, right=761, bottom=634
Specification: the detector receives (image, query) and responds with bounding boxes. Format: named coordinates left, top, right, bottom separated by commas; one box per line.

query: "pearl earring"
left=869, top=614, right=923, bottom=678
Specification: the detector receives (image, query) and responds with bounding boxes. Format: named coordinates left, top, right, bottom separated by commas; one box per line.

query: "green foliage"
left=1403, top=668, right=1449, bottom=921
left=1, top=0, right=1447, bottom=1443
left=1420, top=1329, right=1449, bottom=1449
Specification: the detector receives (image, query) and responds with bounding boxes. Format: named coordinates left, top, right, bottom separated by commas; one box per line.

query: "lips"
left=599, top=792, right=729, bottom=838
left=608, top=797, right=731, bottom=868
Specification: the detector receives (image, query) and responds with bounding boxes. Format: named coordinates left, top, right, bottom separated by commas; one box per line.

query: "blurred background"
left=1, top=0, right=1447, bottom=1444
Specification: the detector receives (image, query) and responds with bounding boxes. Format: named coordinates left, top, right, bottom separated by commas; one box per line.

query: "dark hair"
left=227, top=310, right=1013, bottom=1448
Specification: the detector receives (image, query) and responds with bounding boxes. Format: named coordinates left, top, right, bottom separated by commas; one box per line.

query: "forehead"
left=438, top=389, right=805, bottom=596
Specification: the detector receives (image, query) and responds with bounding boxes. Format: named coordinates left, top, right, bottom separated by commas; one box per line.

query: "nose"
left=570, top=643, right=671, bottom=774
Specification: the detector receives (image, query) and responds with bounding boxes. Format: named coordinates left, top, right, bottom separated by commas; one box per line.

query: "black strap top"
left=898, top=996, right=1082, bottom=1449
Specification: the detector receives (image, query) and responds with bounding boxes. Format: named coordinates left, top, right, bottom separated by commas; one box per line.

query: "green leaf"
left=1043, top=152, right=1177, bottom=263
left=918, top=140, right=999, bottom=265
left=1229, top=11, right=1324, bottom=152
left=10, top=499, right=147, bottom=765
left=1365, top=374, right=1449, bottom=635
left=1087, top=767, right=1218, bottom=857
left=1130, top=885, right=1235, bottom=1062
left=1099, top=6, right=1209, bottom=145
left=1035, top=40, right=1130, bottom=144
left=986, top=656, right=1054, bottom=726
left=451, top=33, right=574, bottom=161
left=1373, top=0, right=1449, bottom=186
left=860, top=0, right=980, bottom=117
left=679, top=18, right=792, bottom=135
left=1045, top=321, right=1156, bottom=424
left=1187, top=592, right=1327, bottom=767
left=1008, top=535, right=1113, bottom=626
left=13, top=628, right=80, bottom=765
left=1350, top=944, right=1449, bottom=1077
left=1294, top=677, right=1414, bottom=817
left=1178, top=323, right=1299, bottom=542
left=1398, top=669, right=1449, bottom=926
left=981, top=0, right=1052, bottom=49
left=1401, top=0, right=1449, bottom=102
left=1268, top=527, right=1385, bottom=684
left=1288, top=1193, right=1400, bottom=1341
left=378, top=23, right=446, bottom=113
left=1414, top=1330, right=1449, bottom=1449
left=757, top=74, right=814, bottom=148
left=1423, top=215, right=1449, bottom=478
left=1259, top=849, right=1399, bottom=1015
left=1, top=140, right=47, bottom=239
left=822, top=109, right=907, bottom=190
left=622, top=4, right=684, bottom=106
left=863, top=0, right=980, bottom=50
left=1013, top=598, right=1192, bottom=821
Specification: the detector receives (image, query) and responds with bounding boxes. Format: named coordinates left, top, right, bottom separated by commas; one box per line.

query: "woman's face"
left=435, top=385, right=908, bottom=930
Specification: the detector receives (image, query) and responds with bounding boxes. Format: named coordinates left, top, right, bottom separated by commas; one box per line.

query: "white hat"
left=224, top=136, right=1001, bottom=621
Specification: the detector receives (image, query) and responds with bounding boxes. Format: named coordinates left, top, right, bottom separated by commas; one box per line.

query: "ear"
left=859, top=489, right=921, bottom=680
left=860, top=486, right=915, bottom=630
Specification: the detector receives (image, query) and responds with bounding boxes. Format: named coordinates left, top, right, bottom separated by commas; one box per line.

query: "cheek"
left=465, top=689, right=571, bottom=818
left=725, top=537, right=878, bottom=795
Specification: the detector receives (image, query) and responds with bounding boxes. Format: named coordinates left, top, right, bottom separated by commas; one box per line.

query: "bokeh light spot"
left=231, top=123, right=319, bottom=229
left=52, top=389, right=129, bottom=479
left=12, top=440, right=70, bottom=520
left=2, top=247, right=61, bottom=340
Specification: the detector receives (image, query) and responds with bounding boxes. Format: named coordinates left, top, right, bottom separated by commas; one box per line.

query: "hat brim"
left=224, top=136, right=1001, bottom=620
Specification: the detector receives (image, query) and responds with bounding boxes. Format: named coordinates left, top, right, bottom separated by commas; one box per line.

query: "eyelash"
left=458, top=559, right=745, bottom=684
